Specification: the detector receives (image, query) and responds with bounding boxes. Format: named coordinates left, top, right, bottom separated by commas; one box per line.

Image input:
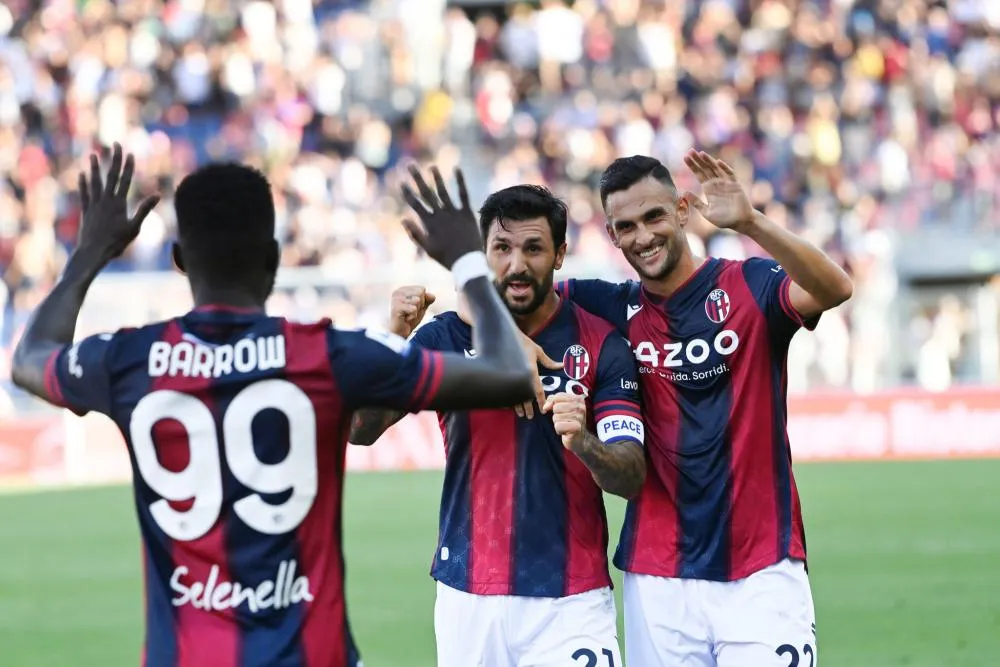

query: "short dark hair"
left=599, top=155, right=676, bottom=207
left=174, top=163, right=276, bottom=283
left=478, top=185, right=568, bottom=248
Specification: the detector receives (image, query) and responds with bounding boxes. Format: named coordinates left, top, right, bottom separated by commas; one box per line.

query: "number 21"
left=572, top=648, right=614, bottom=667
left=777, top=643, right=815, bottom=667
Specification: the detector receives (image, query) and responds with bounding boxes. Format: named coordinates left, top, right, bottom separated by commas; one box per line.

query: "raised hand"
left=389, top=285, right=436, bottom=338
left=514, top=336, right=563, bottom=420
left=76, top=143, right=160, bottom=264
left=400, top=166, right=483, bottom=269
left=681, top=150, right=754, bottom=231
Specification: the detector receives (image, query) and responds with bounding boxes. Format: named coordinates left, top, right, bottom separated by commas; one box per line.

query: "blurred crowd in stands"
left=1, top=0, right=999, bottom=410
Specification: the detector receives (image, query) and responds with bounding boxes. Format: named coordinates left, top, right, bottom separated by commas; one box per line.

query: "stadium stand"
left=0, top=0, right=998, bottom=417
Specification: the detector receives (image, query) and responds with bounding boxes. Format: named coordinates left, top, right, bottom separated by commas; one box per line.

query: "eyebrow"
left=612, top=206, right=669, bottom=228
left=491, top=235, right=546, bottom=246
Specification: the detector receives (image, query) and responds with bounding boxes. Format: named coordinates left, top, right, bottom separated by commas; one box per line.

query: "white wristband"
left=451, top=251, right=491, bottom=290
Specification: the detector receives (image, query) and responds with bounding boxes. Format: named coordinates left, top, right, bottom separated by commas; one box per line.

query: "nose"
left=508, top=249, right=528, bottom=275
left=634, top=223, right=656, bottom=248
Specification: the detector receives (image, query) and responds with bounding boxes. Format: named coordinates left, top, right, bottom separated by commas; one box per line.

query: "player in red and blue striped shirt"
left=11, top=148, right=535, bottom=667
left=557, top=152, right=853, bottom=667
left=350, top=185, right=646, bottom=667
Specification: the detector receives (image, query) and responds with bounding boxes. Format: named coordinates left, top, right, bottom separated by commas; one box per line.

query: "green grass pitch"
left=0, top=460, right=998, bottom=666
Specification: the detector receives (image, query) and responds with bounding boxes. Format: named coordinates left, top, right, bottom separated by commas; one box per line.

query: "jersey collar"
left=641, top=257, right=719, bottom=307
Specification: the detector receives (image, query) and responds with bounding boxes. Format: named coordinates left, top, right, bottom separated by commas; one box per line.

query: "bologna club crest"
left=562, top=345, right=591, bottom=380
left=705, top=289, right=731, bottom=323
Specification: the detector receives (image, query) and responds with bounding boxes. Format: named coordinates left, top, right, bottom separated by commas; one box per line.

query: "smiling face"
left=604, top=175, right=690, bottom=281
left=485, top=216, right=566, bottom=316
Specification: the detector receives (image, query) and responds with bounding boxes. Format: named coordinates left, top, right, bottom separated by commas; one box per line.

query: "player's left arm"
left=13, top=145, right=157, bottom=413
left=681, top=150, right=852, bottom=321
left=544, top=334, right=646, bottom=499
left=11, top=255, right=101, bottom=405
left=736, top=211, right=853, bottom=320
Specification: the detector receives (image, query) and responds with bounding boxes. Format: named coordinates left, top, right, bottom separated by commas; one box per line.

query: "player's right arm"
left=12, top=145, right=158, bottom=411
left=341, top=166, right=533, bottom=417
left=348, top=291, right=441, bottom=446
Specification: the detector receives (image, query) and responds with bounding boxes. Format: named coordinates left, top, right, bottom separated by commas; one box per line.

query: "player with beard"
left=555, top=151, right=854, bottom=667
left=350, top=185, right=647, bottom=667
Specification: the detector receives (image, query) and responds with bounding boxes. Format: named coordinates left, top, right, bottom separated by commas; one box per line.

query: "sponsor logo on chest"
left=628, top=287, right=747, bottom=384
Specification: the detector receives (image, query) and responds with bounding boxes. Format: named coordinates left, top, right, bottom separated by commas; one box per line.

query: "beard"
left=625, top=235, right=685, bottom=282
left=494, top=271, right=554, bottom=316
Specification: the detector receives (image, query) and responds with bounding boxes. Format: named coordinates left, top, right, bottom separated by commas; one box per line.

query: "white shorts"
left=434, top=581, right=622, bottom=667
left=623, top=559, right=817, bottom=667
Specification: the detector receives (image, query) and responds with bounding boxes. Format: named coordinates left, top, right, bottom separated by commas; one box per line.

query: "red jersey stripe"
left=285, top=321, right=348, bottom=667
left=468, top=410, right=517, bottom=594
left=152, top=321, right=239, bottom=667
left=723, top=266, right=781, bottom=578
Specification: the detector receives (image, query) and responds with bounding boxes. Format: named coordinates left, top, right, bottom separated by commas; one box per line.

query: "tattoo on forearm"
left=570, top=431, right=646, bottom=499
left=349, top=408, right=405, bottom=446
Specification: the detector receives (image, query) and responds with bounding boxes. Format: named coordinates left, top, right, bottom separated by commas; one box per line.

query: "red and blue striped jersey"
left=410, top=299, right=643, bottom=598
left=43, top=305, right=447, bottom=667
left=557, top=258, right=818, bottom=582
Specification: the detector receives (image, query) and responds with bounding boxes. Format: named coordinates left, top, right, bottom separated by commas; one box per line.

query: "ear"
left=553, top=242, right=568, bottom=271
left=171, top=243, right=186, bottom=275
left=265, top=239, right=280, bottom=275
left=677, top=198, right=690, bottom=229
left=605, top=223, right=620, bottom=248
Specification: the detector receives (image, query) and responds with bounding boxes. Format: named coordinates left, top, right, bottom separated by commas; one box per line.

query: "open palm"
left=77, top=143, right=160, bottom=263
left=682, top=150, right=754, bottom=230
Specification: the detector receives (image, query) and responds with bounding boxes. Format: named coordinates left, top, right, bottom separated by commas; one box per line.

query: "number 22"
left=572, top=648, right=615, bottom=667
left=777, top=643, right=815, bottom=667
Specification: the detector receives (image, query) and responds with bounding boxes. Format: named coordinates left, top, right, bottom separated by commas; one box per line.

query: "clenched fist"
left=543, top=392, right=587, bottom=451
left=389, top=285, right=436, bottom=338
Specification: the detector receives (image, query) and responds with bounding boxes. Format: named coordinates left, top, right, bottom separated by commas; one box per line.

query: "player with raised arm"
left=350, top=185, right=646, bottom=667
left=11, top=145, right=534, bottom=667
left=555, top=151, right=853, bottom=667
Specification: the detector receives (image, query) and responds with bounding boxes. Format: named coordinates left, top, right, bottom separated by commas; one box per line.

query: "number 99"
left=129, top=380, right=319, bottom=541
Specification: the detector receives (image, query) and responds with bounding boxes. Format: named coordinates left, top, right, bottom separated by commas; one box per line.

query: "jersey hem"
left=431, top=574, right=613, bottom=598
left=615, top=549, right=807, bottom=583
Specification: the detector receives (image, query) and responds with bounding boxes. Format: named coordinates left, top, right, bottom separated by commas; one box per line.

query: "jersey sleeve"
left=409, top=319, right=447, bottom=351
left=43, top=333, right=117, bottom=416
left=741, top=257, right=820, bottom=338
left=590, top=333, right=644, bottom=447
left=556, top=279, right=634, bottom=335
left=329, top=327, right=445, bottom=412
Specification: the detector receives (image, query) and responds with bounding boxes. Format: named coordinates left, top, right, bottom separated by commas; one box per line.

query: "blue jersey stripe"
left=230, top=396, right=310, bottom=662
left=511, top=416, right=569, bottom=596
left=614, top=502, right=639, bottom=570
left=139, top=522, right=179, bottom=667
left=675, top=384, right=733, bottom=578
left=669, top=267, right=736, bottom=580
left=117, top=324, right=175, bottom=667
left=770, top=344, right=794, bottom=560
left=432, top=412, right=474, bottom=590
left=344, top=616, right=362, bottom=667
